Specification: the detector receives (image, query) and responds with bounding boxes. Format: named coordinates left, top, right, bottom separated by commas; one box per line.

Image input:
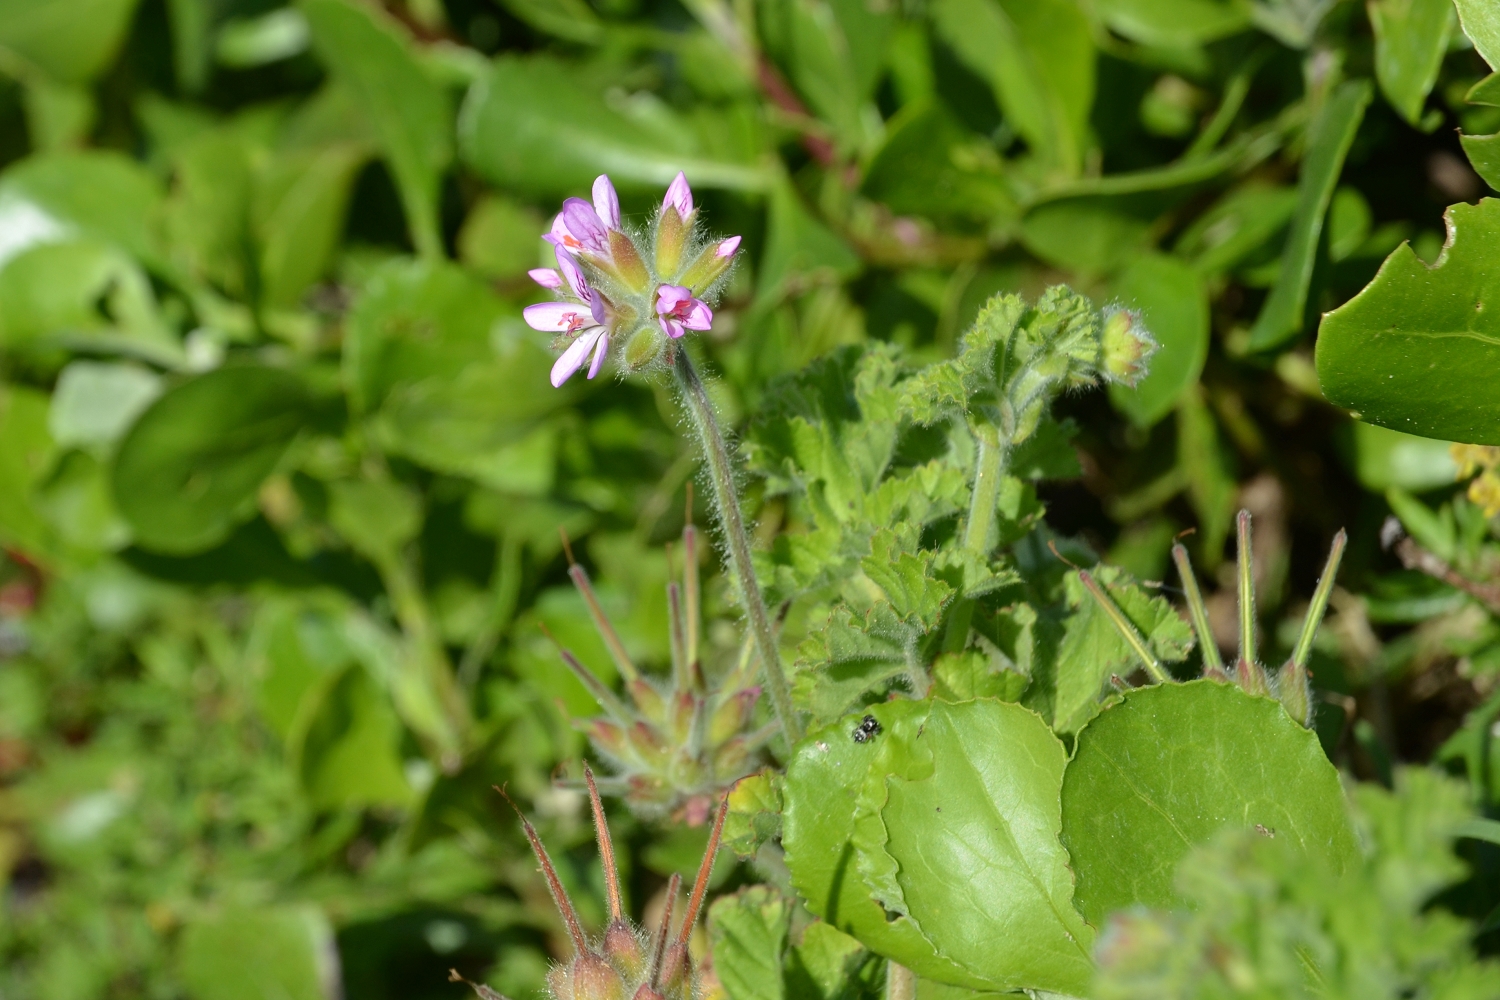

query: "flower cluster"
left=525, top=173, right=742, bottom=387
left=546, top=503, right=774, bottom=823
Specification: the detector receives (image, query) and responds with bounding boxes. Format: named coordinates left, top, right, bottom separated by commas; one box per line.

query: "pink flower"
left=593, top=175, right=620, bottom=230
left=715, top=235, right=741, bottom=258
left=526, top=246, right=611, bottom=386
left=663, top=172, right=693, bottom=219
left=656, top=284, right=712, bottom=340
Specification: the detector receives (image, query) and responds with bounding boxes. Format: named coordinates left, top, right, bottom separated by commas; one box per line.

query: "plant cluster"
left=2, top=0, right=1500, bottom=998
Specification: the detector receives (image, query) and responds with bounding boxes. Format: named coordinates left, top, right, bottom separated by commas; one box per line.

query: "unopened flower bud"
left=569, top=954, right=628, bottom=1000
left=1101, top=308, right=1156, bottom=387
left=609, top=231, right=652, bottom=293
left=604, top=922, right=647, bottom=982
left=1274, top=659, right=1311, bottom=727
left=708, top=688, right=758, bottom=744
left=623, top=324, right=666, bottom=371
left=655, top=208, right=687, bottom=279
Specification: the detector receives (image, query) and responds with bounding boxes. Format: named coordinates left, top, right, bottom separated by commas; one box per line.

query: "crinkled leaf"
left=710, top=886, right=792, bottom=1000
left=792, top=605, right=911, bottom=721
left=722, top=769, right=784, bottom=859
left=1052, top=566, right=1194, bottom=733
left=1317, top=197, right=1500, bottom=444
left=872, top=699, right=1094, bottom=994
left=861, top=529, right=953, bottom=628
left=1060, top=681, right=1360, bottom=927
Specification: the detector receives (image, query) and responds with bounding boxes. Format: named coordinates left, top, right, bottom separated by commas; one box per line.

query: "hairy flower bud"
left=623, top=324, right=666, bottom=371
left=1101, top=308, right=1157, bottom=387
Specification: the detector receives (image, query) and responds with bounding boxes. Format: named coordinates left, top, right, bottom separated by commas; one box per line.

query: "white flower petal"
left=551, top=327, right=604, bottom=387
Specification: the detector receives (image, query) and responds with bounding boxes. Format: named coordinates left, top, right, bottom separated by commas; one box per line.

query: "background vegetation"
left=0, top=0, right=1497, bottom=996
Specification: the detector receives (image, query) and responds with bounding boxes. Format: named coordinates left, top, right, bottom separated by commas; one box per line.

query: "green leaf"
left=1468, top=72, right=1500, bottom=106
left=860, top=101, right=1014, bottom=224
left=788, top=923, right=874, bottom=1000
left=1173, top=184, right=1300, bottom=277
left=0, top=0, right=143, bottom=83
left=36, top=450, right=131, bottom=552
left=872, top=699, right=1093, bottom=994
left=342, top=258, right=504, bottom=415
left=48, top=361, right=162, bottom=453
left=0, top=151, right=165, bottom=267
left=1060, top=680, right=1360, bottom=927
left=178, top=904, right=338, bottom=1000
left=295, top=664, right=414, bottom=808
left=458, top=55, right=771, bottom=197
left=1350, top=421, right=1458, bottom=493
left=300, top=0, right=450, bottom=259
left=755, top=180, right=862, bottom=308
left=1091, top=0, right=1250, bottom=48
left=1052, top=567, right=1194, bottom=733
left=1459, top=130, right=1500, bottom=191
left=327, top=479, right=422, bottom=566
left=1454, top=0, right=1500, bottom=69
left=783, top=701, right=989, bottom=990
left=760, top=0, right=892, bottom=151
left=1370, top=0, right=1454, bottom=127
left=930, top=0, right=1094, bottom=176
left=1316, top=198, right=1500, bottom=444
left=1106, top=255, right=1210, bottom=427
left=860, top=529, right=953, bottom=629
left=1247, top=80, right=1372, bottom=350
left=0, top=385, right=58, bottom=560
left=111, top=366, right=311, bottom=554
left=457, top=195, right=547, bottom=280
left=494, top=0, right=602, bottom=44
left=710, top=886, right=793, bottom=1000
left=722, top=769, right=784, bottom=858
left=254, top=143, right=369, bottom=309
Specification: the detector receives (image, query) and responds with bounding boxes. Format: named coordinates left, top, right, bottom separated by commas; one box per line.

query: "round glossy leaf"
left=1060, top=681, right=1359, bottom=927
left=1317, top=198, right=1500, bottom=445
left=111, top=366, right=310, bottom=554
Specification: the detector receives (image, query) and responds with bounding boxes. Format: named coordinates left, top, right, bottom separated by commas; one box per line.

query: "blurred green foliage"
left=0, top=0, right=1499, bottom=996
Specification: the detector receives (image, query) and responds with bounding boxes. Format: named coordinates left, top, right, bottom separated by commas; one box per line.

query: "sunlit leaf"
left=1317, top=197, right=1500, bottom=444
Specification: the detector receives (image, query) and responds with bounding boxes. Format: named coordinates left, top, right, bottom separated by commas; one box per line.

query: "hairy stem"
left=672, top=349, right=802, bottom=742
left=963, top=420, right=1005, bottom=555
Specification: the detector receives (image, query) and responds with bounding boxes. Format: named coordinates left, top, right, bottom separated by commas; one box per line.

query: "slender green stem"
left=1080, top=571, right=1170, bottom=684
left=1291, top=528, right=1346, bottom=669
left=672, top=349, right=802, bottom=742
left=1172, top=542, right=1224, bottom=675
left=1236, top=509, right=1257, bottom=668
left=963, top=421, right=1005, bottom=554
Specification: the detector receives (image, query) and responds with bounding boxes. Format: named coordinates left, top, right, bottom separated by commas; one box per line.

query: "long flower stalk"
left=673, top=348, right=801, bottom=742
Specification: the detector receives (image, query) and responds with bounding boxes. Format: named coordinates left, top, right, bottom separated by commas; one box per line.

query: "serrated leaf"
left=869, top=699, right=1093, bottom=994
left=1316, top=197, right=1500, bottom=444
left=1052, top=566, right=1194, bottom=733
left=723, top=770, right=784, bottom=859
left=792, top=605, right=910, bottom=720
left=710, top=886, right=793, bottom=1000
left=1060, top=681, right=1360, bottom=927
left=861, top=529, right=953, bottom=628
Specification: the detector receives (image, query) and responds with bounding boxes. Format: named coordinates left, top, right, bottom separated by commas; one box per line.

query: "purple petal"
left=715, top=235, right=741, bottom=258
left=681, top=298, right=713, bottom=330
left=554, top=247, right=590, bottom=300
left=659, top=317, right=686, bottom=340
left=663, top=172, right=693, bottom=217
left=586, top=286, right=606, bottom=326
left=655, top=283, right=693, bottom=315
left=592, top=175, right=620, bottom=230
left=562, top=198, right=608, bottom=253
left=546, top=213, right=579, bottom=251
left=587, top=330, right=609, bottom=379
left=525, top=302, right=592, bottom=333
left=529, top=268, right=563, bottom=289
left=551, top=327, right=604, bottom=387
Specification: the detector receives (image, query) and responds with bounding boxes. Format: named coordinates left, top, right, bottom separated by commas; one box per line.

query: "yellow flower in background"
left=1451, top=444, right=1500, bottom=517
